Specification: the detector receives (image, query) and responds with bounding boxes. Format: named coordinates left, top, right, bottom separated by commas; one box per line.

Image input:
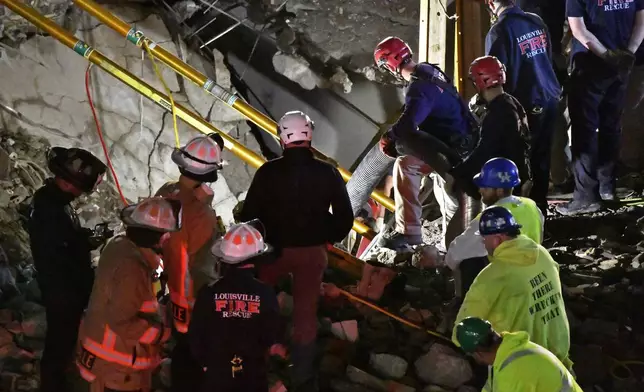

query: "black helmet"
left=47, top=147, right=107, bottom=193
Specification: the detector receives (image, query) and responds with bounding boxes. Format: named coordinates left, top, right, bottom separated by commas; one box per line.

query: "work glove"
left=601, top=49, right=635, bottom=74
left=378, top=132, right=399, bottom=158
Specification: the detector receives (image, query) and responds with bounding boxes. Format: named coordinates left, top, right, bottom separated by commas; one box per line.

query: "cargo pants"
left=393, top=155, right=458, bottom=247
left=259, top=245, right=327, bottom=384
left=568, top=53, right=629, bottom=203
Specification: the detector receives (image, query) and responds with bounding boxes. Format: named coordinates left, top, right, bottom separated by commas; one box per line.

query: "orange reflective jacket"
left=156, top=181, right=220, bottom=333
left=76, top=236, right=170, bottom=390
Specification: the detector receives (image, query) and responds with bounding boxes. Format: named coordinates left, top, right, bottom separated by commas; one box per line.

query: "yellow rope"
left=142, top=41, right=180, bottom=148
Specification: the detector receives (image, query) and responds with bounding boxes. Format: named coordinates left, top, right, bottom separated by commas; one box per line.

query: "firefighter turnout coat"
left=76, top=236, right=170, bottom=390
left=155, top=181, right=221, bottom=333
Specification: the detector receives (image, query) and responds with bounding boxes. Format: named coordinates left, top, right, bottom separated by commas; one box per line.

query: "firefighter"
left=451, top=56, right=532, bottom=196
left=455, top=317, right=583, bottom=391
left=485, top=0, right=562, bottom=213
left=239, top=111, right=353, bottom=391
left=557, top=0, right=644, bottom=215
left=445, top=158, right=543, bottom=298
left=374, top=36, right=477, bottom=250
left=76, top=197, right=179, bottom=392
left=453, top=206, right=572, bottom=370
left=190, top=221, right=285, bottom=392
left=26, top=146, right=107, bottom=392
left=155, top=134, right=224, bottom=391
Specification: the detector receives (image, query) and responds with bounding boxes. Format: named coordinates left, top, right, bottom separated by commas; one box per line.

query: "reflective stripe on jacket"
left=76, top=236, right=170, bottom=388
left=483, top=331, right=582, bottom=392
left=452, top=235, right=572, bottom=369
left=446, top=195, right=543, bottom=270
left=156, top=181, right=220, bottom=333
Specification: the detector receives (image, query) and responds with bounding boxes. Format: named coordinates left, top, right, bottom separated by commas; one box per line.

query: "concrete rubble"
left=0, top=115, right=641, bottom=392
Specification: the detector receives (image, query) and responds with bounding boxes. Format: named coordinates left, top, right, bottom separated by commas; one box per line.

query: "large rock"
left=369, top=353, right=408, bottom=380
left=272, top=52, right=322, bottom=90
left=414, top=344, right=473, bottom=389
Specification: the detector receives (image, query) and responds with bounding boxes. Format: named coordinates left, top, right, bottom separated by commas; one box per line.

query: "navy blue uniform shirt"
left=389, top=63, right=470, bottom=145
left=567, top=0, right=644, bottom=60
left=486, top=6, right=561, bottom=108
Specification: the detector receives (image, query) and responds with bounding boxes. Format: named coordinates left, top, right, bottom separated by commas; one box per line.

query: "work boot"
left=555, top=200, right=601, bottom=216
left=378, top=231, right=423, bottom=251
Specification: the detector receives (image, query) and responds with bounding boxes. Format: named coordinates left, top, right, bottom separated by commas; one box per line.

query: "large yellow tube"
left=72, top=0, right=395, bottom=212
left=0, top=0, right=374, bottom=243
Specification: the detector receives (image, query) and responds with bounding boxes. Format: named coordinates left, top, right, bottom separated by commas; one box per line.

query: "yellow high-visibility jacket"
left=452, top=235, right=572, bottom=370
left=483, top=331, right=583, bottom=392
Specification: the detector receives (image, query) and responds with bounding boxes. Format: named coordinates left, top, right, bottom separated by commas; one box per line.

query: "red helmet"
left=468, top=56, right=506, bottom=91
left=374, top=37, right=413, bottom=75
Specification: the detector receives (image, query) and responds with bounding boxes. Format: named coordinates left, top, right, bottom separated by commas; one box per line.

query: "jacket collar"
left=282, top=147, right=314, bottom=160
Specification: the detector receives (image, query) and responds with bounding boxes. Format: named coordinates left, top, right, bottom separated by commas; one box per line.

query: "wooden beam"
left=458, top=1, right=488, bottom=100
left=418, top=0, right=448, bottom=69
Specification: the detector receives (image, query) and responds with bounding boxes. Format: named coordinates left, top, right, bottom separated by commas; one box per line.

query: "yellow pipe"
left=72, top=0, right=395, bottom=212
left=454, top=0, right=464, bottom=94
left=1, top=0, right=374, bottom=240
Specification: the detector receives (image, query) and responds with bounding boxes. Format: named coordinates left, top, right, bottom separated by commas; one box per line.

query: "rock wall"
left=0, top=4, right=254, bottom=224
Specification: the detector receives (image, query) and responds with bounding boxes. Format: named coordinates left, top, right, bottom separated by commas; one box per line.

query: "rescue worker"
left=455, top=317, right=583, bottom=391
left=557, top=0, right=644, bottom=215
left=190, top=221, right=285, bottom=392
left=27, top=146, right=107, bottom=392
left=76, top=197, right=179, bottom=391
left=446, top=158, right=543, bottom=298
left=239, top=110, right=353, bottom=391
left=485, top=0, right=562, bottom=213
left=453, top=206, right=572, bottom=369
left=155, top=134, right=224, bottom=391
left=451, top=56, right=532, bottom=196
left=374, top=36, right=477, bottom=250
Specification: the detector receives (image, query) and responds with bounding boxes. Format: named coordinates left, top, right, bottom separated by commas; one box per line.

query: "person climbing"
left=450, top=55, right=532, bottom=197
left=76, top=197, right=179, bottom=392
left=557, top=0, right=644, bottom=215
left=453, top=205, right=572, bottom=370
left=484, top=0, right=562, bottom=213
left=373, top=36, right=477, bottom=250
left=155, top=134, right=224, bottom=391
left=446, top=158, right=543, bottom=298
left=239, top=110, right=353, bottom=391
left=190, top=221, right=286, bottom=392
left=455, top=317, right=583, bottom=391
left=27, top=146, right=108, bottom=392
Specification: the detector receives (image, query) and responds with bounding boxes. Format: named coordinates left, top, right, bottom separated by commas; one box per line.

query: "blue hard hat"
left=473, top=158, right=521, bottom=189
left=478, top=206, right=522, bottom=235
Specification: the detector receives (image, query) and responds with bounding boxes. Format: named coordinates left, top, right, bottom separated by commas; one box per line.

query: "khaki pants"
left=393, top=155, right=458, bottom=242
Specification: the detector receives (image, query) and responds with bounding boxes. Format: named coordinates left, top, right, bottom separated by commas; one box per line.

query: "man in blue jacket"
left=485, top=0, right=562, bottom=213
left=374, top=37, right=476, bottom=250
left=557, top=0, right=644, bottom=215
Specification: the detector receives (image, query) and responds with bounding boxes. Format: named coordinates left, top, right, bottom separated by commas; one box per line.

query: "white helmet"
left=171, top=136, right=223, bottom=175
left=211, top=221, right=272, bottom=264
left=278, top=111, right=314, bottom=145
left=120, top=197, right=182, bottom=232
